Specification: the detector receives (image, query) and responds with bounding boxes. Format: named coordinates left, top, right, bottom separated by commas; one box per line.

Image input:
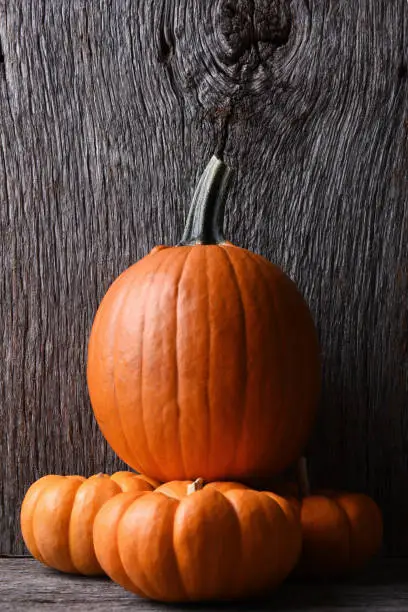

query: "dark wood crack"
left=157, top=2, right=175, bottom=64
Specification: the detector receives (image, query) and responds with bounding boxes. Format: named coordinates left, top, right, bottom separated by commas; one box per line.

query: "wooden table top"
left=1, top=557, right=407, bottom=611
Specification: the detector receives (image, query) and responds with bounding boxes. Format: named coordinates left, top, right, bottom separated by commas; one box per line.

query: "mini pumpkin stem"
left=178, top=156, right=233, bottom=246
left=187, top=478, right=205, bottom=495
left=297, top=456, right=311, bottom=498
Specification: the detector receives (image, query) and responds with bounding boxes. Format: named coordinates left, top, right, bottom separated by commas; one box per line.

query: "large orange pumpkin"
left=20, top=471, right=158, bottom=574
left=93, top=479, right=302, bottom=602
left=87, top=156, right=321, bottom=482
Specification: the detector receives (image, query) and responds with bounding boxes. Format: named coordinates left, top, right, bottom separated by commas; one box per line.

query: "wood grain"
left=0, top=0, right=407, bottom=553
left=1, top=557, right=407, bottom=611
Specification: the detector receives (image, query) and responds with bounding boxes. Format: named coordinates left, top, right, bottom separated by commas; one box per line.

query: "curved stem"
left=187, top=478, right=205, bottom=495
left=178, top=156, right=233, bottom=246
left=297, top=456, right=311, bottom=498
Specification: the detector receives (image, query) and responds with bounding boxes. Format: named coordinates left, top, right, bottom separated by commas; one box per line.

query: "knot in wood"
left=216, top=0, right=291, bottom=65
left=253, top=0, right=292, bottom=45
left=157, top=0, right=298, bottom=113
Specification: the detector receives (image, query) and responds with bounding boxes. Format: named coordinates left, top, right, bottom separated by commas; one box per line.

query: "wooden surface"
left=1, top=1, right=408, bottom=554
left=1, top=557, right=408, bottom=611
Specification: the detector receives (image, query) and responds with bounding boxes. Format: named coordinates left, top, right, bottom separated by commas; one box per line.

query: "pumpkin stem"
left=187, top=478, right=205, bottom=495
left=178, top=156, right=233, bottom=246
left=297, top=456, right=311, bottom=498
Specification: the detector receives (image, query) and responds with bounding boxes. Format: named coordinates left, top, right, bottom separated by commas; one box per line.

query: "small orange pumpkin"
left=93, top=478, right=302, bottom=602
left=20, top=471, right=158, bottom=575
left=295, top=459, right=383, bottom=576
left=299, top=491, right=383, bottom=575
left=87, top=156, right=321, bottom=483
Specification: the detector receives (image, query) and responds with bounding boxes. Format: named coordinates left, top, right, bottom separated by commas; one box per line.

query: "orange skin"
left=93, top=480, right=302, bottom=602
left=298, top=491, right=383, bottom=576
left=154, top=479, right=249, bottom=499
left=87, top=243, right=321, bottom=482
left=20, top=472, right=158, bottom=575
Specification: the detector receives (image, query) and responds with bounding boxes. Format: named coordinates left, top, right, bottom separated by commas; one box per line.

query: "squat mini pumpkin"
left=296, top=458, right=383, bottom=576
left=87, top=156, right=321, bottom=483
left=93, top=479, right=302, bottom=602
left=20, top=471, right=158, bottom=575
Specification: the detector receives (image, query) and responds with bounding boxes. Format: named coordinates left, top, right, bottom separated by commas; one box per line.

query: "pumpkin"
left=93, top=478, right=302, bottom=602
left=296, top=458, right=383, bottom=575
left=20, top=471, right=158, bottom=575
left=87, top=156, right=321, bottom=482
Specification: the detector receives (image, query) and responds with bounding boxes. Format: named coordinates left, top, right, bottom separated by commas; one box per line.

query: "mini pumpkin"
left=87, top=156, right=321, bottom=483
left=93, top=479, right=302, bottom=602
left=296, top=458, right=383, bottom=576
left=20, top=471, right=158, bottom=575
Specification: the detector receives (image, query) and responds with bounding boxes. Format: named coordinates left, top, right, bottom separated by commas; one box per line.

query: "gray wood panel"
left=1, top=0, right=407, bottom=553
left=1, top=557, right=407, bottom=611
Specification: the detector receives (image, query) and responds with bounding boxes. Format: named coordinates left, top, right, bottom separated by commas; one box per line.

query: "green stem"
left=178, top=156, right=233, bottom=246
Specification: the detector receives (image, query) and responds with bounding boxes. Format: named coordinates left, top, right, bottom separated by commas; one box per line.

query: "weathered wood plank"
left=1, top=557, right=407, bottom=611
left=0, top=0, right=219, bottom=553
left=1, top=0, right=407, bottom=554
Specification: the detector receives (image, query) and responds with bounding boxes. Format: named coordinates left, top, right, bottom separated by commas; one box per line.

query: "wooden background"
left=0, top=0, right=407, bottom=555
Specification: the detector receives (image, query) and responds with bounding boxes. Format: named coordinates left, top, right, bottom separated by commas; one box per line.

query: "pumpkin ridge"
left=66, top=494, right=80, bottom=575
left=332, top=494, right=367, bottom=569
left=68, top=478, right=94, bottom=574
left=275, top=273, right=316, bottom=459
left=334, top=497, right=353, bottom=568
left=173, top=488, right=241, bottom=599
left=202, top=248, right=211, bottom=477
left=87, top=278, right=135, bottom=468
left=219, top=490, right=244, bottom=596
left=21, top=476, right=64, bottom=566
left=242, top=251, right=283, bottom=470
left=248, top=251, right=302, bottom=470
left=121, top=494, right=185, bottom=600
left=113, top=496, right=149, bottom=596
left=26, top=495, right=47, bottom=563
left=170, top=498, right=189, bottom=600
left=224, top=489, right=293, bottom=595
left=174, top=247, right=194, bottom=479
left=218, top=245, right=248, bottom=473
left=118, top=497, right=157, bottom=596
left=53, top=477, right=83, bottom=573
left=332, top=495, right=371, bottom=567
left=245, top=251, right=290, bottom=471
left=138, top=253, right=174, bottom=480
left=225, top=247, right=281, bottom=473
left=256, top=492, right=297, bottom=587
left=215, top=489, right=245, bottom=597
left=111, top=275, right=151, bottom=476
left=121, top=255, right=170, bottom=479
